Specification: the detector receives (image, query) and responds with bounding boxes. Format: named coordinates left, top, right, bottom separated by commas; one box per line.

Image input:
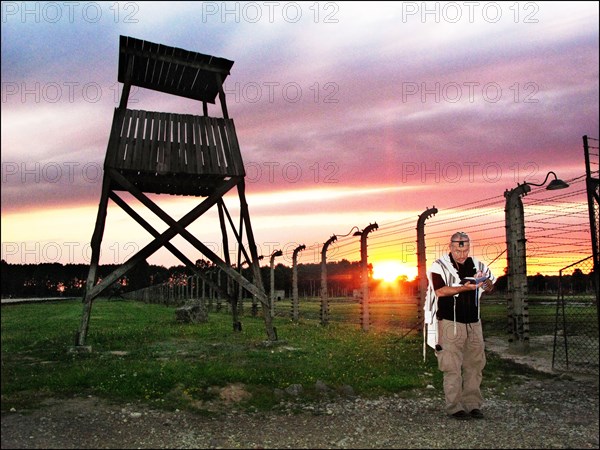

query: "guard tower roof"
left=118, top=35, right=234, bottom=104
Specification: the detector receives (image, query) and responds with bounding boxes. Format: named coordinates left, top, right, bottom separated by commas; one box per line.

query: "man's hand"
left=482, top=279, right=494, bottom=292
left=435, top=282, right=479, bottom=297
left=462, top=281, right=481, bottom=291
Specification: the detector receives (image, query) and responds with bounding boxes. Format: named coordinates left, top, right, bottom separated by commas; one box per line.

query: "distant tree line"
left=0, top=259, right=367, bottom=299
left=1, top=259, right=595, bottom=299
left=0, top=259, right=168, bottom=299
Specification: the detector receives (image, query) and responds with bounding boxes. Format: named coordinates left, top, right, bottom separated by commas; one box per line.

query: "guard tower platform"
left=105, top=107, right=245, bottom=195
left=106, top=35, right=244, bottom=196
left=76, top=36, right=275, bottom=347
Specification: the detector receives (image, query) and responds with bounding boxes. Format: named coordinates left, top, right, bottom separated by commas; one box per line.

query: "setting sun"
left=372, top=261, right=414, bottom=283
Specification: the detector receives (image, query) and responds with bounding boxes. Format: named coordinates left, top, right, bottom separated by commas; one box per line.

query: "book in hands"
left=460, top=276, right=489, bottom=285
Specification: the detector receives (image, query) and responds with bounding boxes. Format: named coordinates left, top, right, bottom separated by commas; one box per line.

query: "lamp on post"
left=504, top=171, right=569, bottom=351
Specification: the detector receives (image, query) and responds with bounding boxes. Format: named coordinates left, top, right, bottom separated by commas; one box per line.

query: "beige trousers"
left=435, top=319, right=486, bottom=415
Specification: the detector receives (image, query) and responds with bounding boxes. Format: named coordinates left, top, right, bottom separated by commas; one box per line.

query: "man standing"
left=425, top=232, right=496, bottom=420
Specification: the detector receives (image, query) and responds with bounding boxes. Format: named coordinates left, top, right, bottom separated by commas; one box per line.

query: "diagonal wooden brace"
left=108, top=191, right=233, bottom=303
left=85, top=176, right=239, bottom=301
left=218, top=199, right=252, bottom=266
left=106, top=169, right=269, bottom=306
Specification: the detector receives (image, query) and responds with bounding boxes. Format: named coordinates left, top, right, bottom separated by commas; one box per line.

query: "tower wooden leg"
left=76, top=174, right=111, bottom=347
left=238, top=181, right=277, bottom=341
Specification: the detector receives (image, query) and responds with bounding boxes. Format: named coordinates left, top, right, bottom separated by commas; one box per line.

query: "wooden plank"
left=139, top=39, right=150, bottom=85
left=128, top=110, right=140, bottom=170
left=171, top=47, right=187, bottom=90
left=217, top=201, right=231, bottom=265
left=179, top=48, right=200, bottom=99
left=216, top=118, right=229, bottom=174
left=162, top=57, right=175, bottom=90
left=220, top=199, right=252, bottom=264
left=148, top=42, right=160, bottom=85
left=190, top=115, right=201, bottom=173
left=179, top=114, right=187, bottom=174
left=159, top=45, right=175, bottom=89
left=125, top=109, right=139, bottom=170
left=226, top=119, right=244, bottom=176
left=150, top=111, right=160, bottom=173
left=189, top=53, right=200, bottom=92
left=141, top=110, right=153, bottom=171
left=114, top=109, right=127, bottom=169
left=169, top=47, right=184, bottom=88
left=211, top=117, right=226, bottom=174
left=184, top=115, right=196, bottom=174
left=117, top=35, right=128, bottom=81
left=132, top=36, right=143, bottom=80
left=179, top=114, right=188, bottom=174
left=119, top=57, right=134, bottom=109
left=199, top=116, right=214, bottom=173
left=121, top=109, right=132, bottom=170
left=125, top=109, right=136, bottom=170
left=104, top=108, right=123, bottom=169
left=176, top=113, right=185, bottom=174
left=192, top=115, right=204, bottom=174
left=163, top=112, right=172, bottom=174
left=222, top=118, right=238, bottom=174
left=156, top=112, right=166, bottom=174
left=215, top=73, right=229, bottom=119
left=179, top=65, right=196, bottom=99
left=169, top=113, right=180, bottom=175
left=116, top=110, right=132, bottom=170
left=132, top=109, right=146, bottom=171
left=155, top=45, right=167, bottom=90
left=205, top=116, right=219, bottom=174
left=180, top=115, right=188, bottom=174
left=175, top=64, right=186, bottom=96
left=217, top=118, right=235, bottom=175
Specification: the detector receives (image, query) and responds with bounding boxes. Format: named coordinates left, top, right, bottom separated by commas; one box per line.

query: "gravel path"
left=2, top=336, right=599, bottom=449
left=2, top=373, right=598, bottom=449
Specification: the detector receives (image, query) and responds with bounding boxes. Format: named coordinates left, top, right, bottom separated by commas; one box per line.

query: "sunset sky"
left=1, top=1, right=599, bottom=278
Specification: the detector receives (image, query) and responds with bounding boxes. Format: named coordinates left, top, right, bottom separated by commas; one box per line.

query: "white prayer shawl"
left=423, top=254, right=496, bottom=361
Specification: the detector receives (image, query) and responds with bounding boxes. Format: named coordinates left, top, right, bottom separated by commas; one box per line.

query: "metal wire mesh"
left=552, top=256, right=599, bottom=373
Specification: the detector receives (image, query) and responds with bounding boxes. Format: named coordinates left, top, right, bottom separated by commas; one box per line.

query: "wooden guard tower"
left=76, top=36, right=276, bottom=346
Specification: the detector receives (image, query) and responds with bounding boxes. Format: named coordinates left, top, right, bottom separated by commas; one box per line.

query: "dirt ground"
left=2, top=337, right=599, bottom=449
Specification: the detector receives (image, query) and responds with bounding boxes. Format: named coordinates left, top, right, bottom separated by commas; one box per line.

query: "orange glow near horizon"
left=372, top=260, right=417, bottom=283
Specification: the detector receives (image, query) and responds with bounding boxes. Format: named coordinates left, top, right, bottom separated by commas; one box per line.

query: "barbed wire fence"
left=553, top=256, right=598, bottom=372
left=124, top=141, right=598, bottom=372
left=126, top=174, right=592, bottom=312
left=550, top=136, right=599, bottom=373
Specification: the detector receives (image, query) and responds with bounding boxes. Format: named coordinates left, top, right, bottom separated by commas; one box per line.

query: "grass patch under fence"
left=1, top=297, right=553, bottom=414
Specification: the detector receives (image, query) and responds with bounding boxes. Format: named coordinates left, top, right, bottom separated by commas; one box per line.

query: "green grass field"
left=1, top=297, right=559, bottom=414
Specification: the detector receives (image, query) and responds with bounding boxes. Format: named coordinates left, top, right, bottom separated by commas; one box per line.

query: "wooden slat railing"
left=105, top=108, right=245, bottom=177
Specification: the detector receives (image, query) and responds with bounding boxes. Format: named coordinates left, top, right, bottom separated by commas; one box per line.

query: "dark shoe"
left=470, top=409, right=484, bottom=419
left=451, top=410, right=471, bottom=420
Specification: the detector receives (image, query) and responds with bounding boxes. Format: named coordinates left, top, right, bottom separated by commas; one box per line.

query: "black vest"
left=432, top=255, right=479, bottom=323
